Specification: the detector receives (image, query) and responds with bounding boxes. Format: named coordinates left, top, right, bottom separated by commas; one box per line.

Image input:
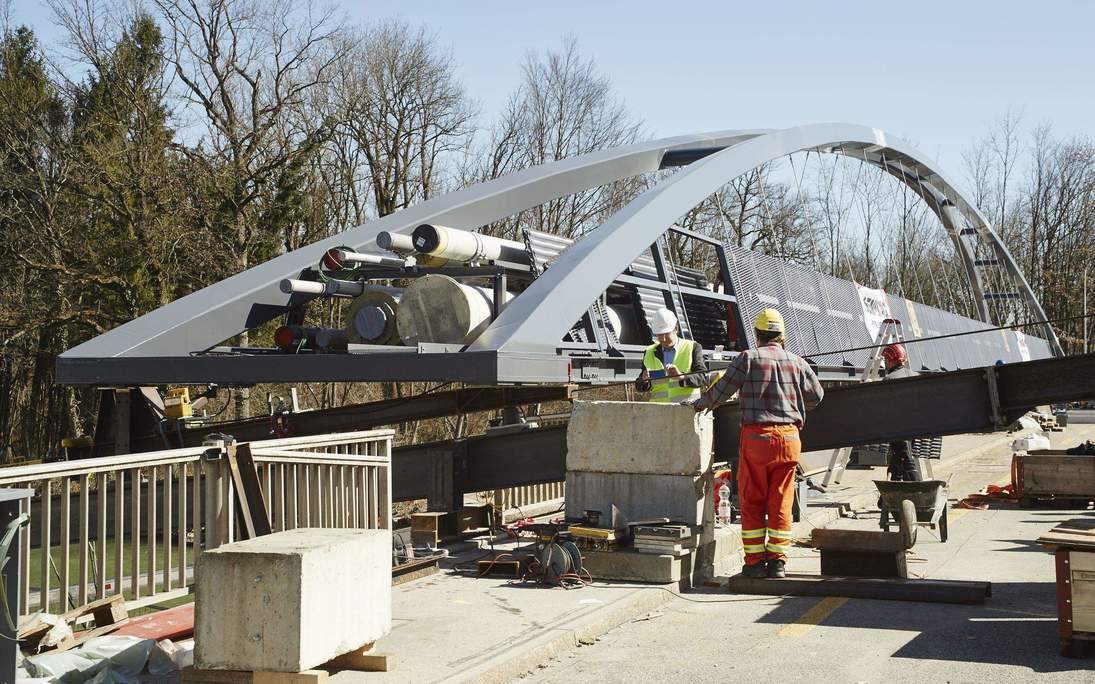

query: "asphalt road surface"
left=522, top=431, right=1095, bottom=684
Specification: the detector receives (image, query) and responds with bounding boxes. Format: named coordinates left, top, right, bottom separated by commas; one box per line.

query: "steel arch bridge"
left=57, top=123, right=1061, bottom=387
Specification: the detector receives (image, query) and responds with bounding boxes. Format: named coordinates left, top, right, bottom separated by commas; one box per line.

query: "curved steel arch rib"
left=61, top=129, right=768, bottom=360
left=473, top=123, right=1061, bottom=356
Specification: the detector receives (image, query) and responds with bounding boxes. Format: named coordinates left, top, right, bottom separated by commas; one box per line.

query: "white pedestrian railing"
left=0, top=430, right=392, bottom=618
left=492, top=482, right=565, bottom=522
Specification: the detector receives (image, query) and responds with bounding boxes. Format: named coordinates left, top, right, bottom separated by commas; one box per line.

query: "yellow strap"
left=741, top=528, right=766, bottom=537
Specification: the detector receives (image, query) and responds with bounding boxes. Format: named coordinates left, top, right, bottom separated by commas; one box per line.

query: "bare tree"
left=475, top=36, right=643, bottom=240
left=154, top=0, right=342, bottom=417
left=325, top=19, right=476, bottom=219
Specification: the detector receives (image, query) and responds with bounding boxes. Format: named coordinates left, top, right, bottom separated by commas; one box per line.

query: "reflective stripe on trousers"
left=737, top=424, right=801, bottom=565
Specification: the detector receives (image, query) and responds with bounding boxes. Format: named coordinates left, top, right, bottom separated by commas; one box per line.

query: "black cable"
left=799, top=311, right=1095, bottom=360
left=573, top=310, right=1095, bottom=395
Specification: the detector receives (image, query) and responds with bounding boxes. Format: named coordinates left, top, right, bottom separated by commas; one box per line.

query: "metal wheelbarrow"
left=874, top=479, right=949, bottom=543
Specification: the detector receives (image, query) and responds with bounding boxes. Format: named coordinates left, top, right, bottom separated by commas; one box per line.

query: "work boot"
left=766, top=559, right=786, bottom=578
left=741, top=563, right=767, bottom=579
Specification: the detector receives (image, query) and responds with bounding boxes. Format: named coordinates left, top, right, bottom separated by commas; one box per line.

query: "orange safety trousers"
left=738, top=423, right=800, bottom=566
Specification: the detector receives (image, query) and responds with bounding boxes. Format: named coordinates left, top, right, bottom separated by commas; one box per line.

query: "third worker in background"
left=691, top=308, right=824, bottom=579
left=635, top=307, right=708, bottom=403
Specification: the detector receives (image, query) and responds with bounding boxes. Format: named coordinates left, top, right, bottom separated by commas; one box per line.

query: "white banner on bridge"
left=856, top=284, right=893, bottom=341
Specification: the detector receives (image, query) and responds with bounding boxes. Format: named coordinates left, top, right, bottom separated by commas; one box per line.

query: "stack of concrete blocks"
left=565, top=401, right=739, bottom=584
left=194, top=528, right=392, bottom=674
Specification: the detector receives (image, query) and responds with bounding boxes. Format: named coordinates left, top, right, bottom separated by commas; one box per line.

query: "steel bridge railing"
left=0, top=429, right=392, bottom=618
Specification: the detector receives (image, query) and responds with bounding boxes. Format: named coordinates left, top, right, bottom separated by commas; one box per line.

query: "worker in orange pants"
left=692, top=309, right=823, bottom=578
left=737, top=424, right=801, bottom=570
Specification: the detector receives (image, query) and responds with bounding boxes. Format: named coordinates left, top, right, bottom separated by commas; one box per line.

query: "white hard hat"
left=651, top=307, right=678, bottom=335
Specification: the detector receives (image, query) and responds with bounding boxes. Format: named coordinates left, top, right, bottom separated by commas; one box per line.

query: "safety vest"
left=642, top=339, right=700, bottom=403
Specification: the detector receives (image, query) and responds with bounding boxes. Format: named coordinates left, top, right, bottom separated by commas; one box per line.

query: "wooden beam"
left=811, top=528, right=906, bottom=553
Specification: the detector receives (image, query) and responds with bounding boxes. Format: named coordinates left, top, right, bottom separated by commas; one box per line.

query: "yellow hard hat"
left=754, top=308, right=785, bottom=333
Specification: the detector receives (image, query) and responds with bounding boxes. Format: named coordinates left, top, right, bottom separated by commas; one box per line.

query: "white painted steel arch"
left=472, top=123, right=1061, bottom=355
left=63, top=130, right=768, bottom=359
left=62, top=123, right=1059, bottom=364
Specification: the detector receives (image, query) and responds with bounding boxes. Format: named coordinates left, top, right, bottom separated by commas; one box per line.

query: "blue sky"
left=13, top=0, right=1095, bottom=173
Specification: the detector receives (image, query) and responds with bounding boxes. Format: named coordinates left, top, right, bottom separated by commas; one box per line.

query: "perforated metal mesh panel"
left=723, top=244, right=1050, bottom=369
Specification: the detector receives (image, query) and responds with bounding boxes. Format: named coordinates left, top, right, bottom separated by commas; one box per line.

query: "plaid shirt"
left=693, top=342, right=824, bottom=427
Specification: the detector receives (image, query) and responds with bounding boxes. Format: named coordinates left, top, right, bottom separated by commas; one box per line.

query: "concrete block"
left=195, top=528, right=392, bottom=673
left=567, top=401, right=712, bottom=475
left=583, top=547, right=693, bottom=584
left=565, top=470, right=713, bottom=527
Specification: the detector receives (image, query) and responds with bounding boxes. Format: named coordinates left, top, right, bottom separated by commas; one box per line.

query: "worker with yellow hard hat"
left=691, top=308, right=824, bottom=579
left=635, top=307, right=708, bottom=403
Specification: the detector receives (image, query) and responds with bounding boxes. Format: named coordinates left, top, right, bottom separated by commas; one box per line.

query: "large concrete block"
left=195, top=528, right=391, bottom=673
left=565, top=470, right=713, bottom=527
left=567, top=401, right=712, bottom=475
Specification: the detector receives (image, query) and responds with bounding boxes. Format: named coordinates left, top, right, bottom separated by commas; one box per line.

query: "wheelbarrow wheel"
left=899, top=499, right=917, bottom=549
left=939, top=505, right=948, bottom=543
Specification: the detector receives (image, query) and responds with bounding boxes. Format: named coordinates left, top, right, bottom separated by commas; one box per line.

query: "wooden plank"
left=90, top=594, right=128, bottom=626
left=726, top=573, right=991, bottom=604
left=253, top=672, right=327, bottom=684
left=232, top=444, right=272, bottom=538
left=811, top=528, right=905, bottom=552
left=55, top=620, right=129, bottom=652
left=327, top=650, right=394, bottom=672
left=182, top=667, right=253, bottom=683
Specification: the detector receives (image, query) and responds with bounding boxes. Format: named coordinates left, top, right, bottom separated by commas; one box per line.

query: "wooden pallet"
left=19, top=594, right=130, bottom=653
left=182, top=643, right=394, bottom=683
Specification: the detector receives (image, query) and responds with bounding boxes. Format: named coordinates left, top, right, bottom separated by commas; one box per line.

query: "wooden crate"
left=1017, top=451, right=1095, bottom=499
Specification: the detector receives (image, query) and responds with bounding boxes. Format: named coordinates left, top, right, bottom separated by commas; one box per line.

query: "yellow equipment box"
left=164, top=388, right=193, bottom=419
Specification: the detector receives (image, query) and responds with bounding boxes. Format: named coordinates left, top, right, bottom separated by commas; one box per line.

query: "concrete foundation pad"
left=583, top=526, right=741, bottom=586
left=567, top=401, right=712, bottom=475
left=195, top=528, right=392, bottom=673
left=583, top=547, right=695, bottom=585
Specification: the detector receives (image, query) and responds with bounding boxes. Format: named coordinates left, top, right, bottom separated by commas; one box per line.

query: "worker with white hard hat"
left=635, top=307, right=707, bottom=403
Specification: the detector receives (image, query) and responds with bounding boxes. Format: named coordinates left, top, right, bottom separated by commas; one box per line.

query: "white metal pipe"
left=279, top=278, right=365, bottom=298
left=411, top=224, right=529, bottom=265
left=376, top=231, right=415, bottom=253
left=377, top=231, right=448, bottom=266
left=329, top=248, right=406, bottom=269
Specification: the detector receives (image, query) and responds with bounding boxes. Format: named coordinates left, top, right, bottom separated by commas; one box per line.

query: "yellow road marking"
left=949, top=507, right=971, bottom=524
left=778, top=596, right=849, bottom=637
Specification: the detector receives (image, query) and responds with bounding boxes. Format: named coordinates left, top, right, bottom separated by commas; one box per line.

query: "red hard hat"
left=882, top=343, right=907, bottom=370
